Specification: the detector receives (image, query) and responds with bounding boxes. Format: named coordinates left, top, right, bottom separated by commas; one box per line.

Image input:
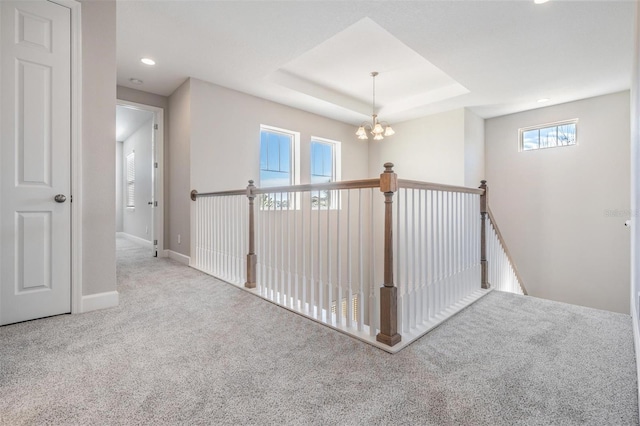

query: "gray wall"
left=122, top=118, right=153, bottom=241
left=116, top=86, right=170, bottom=245
left=81, top=0, right=116, bottom=296
left=486, top=91, right=631, bottom=314
left=168, top=80, right=191, bottom=256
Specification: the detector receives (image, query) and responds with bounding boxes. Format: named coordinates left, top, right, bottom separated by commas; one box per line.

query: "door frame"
left=48, top=0, right=83, bottom=314
left=116, top=99, right=165, bottom=256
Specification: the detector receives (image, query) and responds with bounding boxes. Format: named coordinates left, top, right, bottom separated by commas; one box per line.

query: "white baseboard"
left=633, top=303, right=640, bottom=419
left=164, top=249, right=190, bottom=265
left=81, top=291, right=119, bottom=313
left=117, top=232, right=152, bottom=248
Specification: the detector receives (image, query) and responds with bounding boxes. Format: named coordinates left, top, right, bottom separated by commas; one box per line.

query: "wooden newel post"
left=376, top=163, right=401, bottom=347
left=479, top=180, right=489, bottom=289
left=245, top=180, right=257, bottom=289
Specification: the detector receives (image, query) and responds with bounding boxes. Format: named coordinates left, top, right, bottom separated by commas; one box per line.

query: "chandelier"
left=355, top=71, right=395, bottom=141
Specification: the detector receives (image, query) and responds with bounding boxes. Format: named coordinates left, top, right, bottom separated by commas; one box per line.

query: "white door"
left=0, top=0, right=71, bottom=325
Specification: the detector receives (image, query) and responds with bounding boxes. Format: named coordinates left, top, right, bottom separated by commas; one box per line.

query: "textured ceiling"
left=116, top=0, right=635, bottom=124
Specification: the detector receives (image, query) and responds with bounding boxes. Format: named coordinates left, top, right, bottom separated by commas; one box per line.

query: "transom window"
left=520, top=119, right=577, bottom=151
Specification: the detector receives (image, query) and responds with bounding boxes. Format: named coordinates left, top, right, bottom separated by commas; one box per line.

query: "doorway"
left=115, top=101, right=164, bottom=257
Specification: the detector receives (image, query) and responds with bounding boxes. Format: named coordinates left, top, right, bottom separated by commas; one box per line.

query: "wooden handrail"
left=191, top=179, right=381, bottom=201
left=487, top=206, right=528, bottom=295
left=191, top=188, right=246, bottom=200
left=191, top=178, right=485, bottom=200
left=398, top=179, right=484, bottom=195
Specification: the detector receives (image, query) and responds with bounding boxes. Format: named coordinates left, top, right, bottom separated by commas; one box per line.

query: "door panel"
left=1, top=0, right=71, bottom=325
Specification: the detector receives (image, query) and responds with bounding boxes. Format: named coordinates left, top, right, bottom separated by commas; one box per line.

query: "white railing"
left=486, top=207, right=526, bottom=295
left=394, top=184, right=485, bottom=338
left=192, top=190, right=247, bottom=286
left=189, top=165, right=526, bottom=352
left=254, top=185, right=380, bottom=339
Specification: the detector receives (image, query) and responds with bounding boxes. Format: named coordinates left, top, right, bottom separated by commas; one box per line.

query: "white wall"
left=368, top=107, right=485, bottom=187
left=464, top=108, right=485, bottom=188
left=122, top=118, right=153, bottom=242
left=80, top=0, right=116, bottom=296
left=486, top=91, right=631, bottom=314
left=168, top=80, right=191, bottom=256
left=115, top=141, right=123, bottom=232
left=368, top=108, right=466, bottom=185
left=189, top=78, right=369, bottom=191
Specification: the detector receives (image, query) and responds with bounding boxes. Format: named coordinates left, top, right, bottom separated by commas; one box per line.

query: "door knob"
left=54, top=194, right=67, bottom=203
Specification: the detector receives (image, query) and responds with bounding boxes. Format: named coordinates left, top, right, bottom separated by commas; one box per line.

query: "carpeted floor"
left=0, top=236, right=637, bottom=425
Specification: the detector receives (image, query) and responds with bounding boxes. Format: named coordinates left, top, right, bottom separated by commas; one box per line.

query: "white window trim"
left=310, top=136, right=342, bottom=183
left=310, top=136, right=342, bottom=210
left=519, top=118, right=578, bottom=152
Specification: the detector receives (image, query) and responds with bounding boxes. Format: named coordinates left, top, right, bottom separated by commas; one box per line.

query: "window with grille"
left=310, top=138, right=341, bottom=209
left=259, top=125, right=299, bottom=209
left=126, top=152, right=135, bottom=208
left=520, top=119, right=577, bottom=151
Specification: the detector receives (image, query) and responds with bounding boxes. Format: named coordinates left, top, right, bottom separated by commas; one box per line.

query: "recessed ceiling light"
left=141, top=58, right=156, bottom=66
left=129, top=78, right=143, bottom=85
left=534, top=0, right=550, bottom=4
left=537, top=98, right=550, bottom=103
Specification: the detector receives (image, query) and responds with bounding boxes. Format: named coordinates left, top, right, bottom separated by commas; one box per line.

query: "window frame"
left=310, top=137, right=342, bottom=209
left=259, top=124, right=300, bottom=188
left=259, top=125, right=300, bottom=210
left=519, top=119, right=578, bottom=152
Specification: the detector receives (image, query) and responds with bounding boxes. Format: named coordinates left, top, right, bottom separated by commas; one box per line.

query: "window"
left=520, top=119, right=577, bottom=151
left=260, top=126, right=300, bottom=187
left=259, top=125, right=299, bottom=208
left=310, top=138, right=341, bottom=208
left=126, top=152, right=135, bottom=208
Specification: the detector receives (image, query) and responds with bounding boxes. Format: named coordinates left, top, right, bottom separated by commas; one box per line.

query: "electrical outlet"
left=178, top=234, right=181, bottom=244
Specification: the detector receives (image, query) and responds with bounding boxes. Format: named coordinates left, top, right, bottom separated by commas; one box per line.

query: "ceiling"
left=116, top=105, right=153, bottom=142
left=116, top=1, right=635, bottom=125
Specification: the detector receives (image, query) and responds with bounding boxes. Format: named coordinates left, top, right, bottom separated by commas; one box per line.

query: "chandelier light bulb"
left=355, top=71, right=395, bottom=141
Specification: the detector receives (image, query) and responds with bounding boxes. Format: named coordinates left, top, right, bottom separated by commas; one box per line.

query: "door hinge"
left=154, top=124, right=159, bottom=130
left=154, top=162, right=158, bottom=168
